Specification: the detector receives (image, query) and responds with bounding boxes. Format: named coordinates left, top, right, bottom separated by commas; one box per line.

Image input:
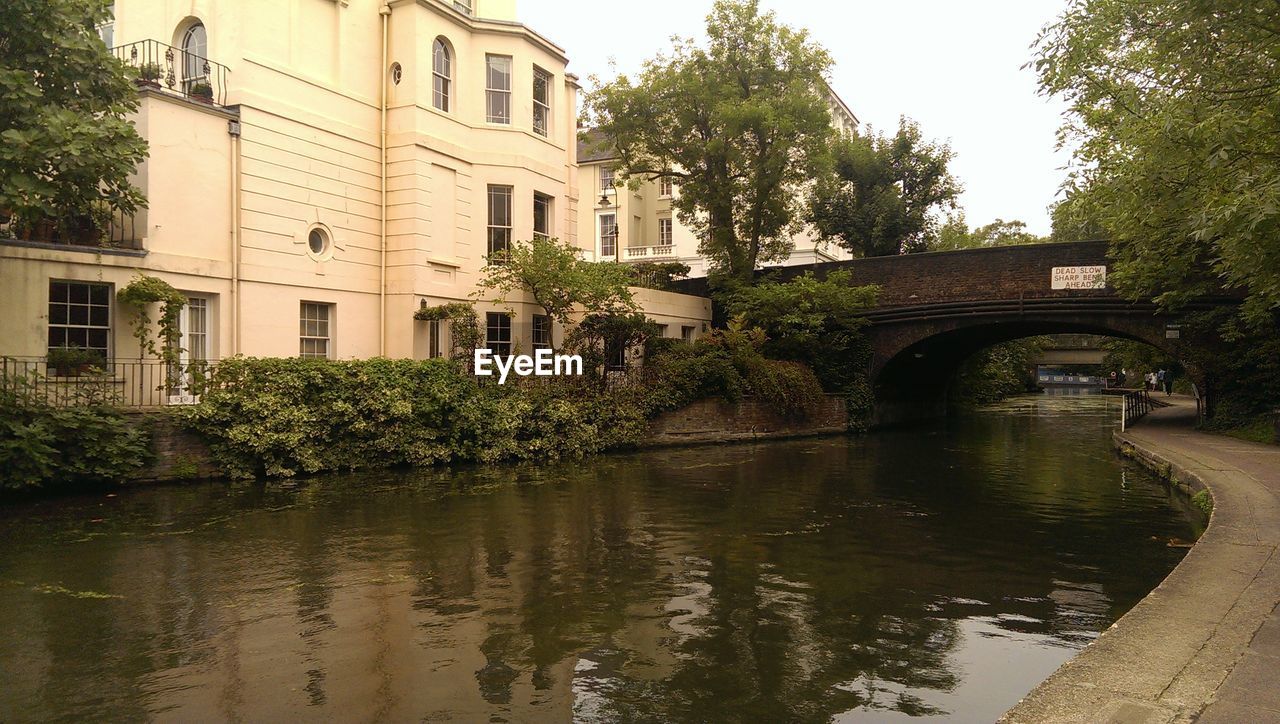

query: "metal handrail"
left=1120, top=388, right=1151, bottom=431
left=112, top=39, right=231, bottom=107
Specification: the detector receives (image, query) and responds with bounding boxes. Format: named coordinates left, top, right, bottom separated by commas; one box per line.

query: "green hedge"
left=184, top=348, right=830, bottom=480
left=182, top=357, right=655, bottom=479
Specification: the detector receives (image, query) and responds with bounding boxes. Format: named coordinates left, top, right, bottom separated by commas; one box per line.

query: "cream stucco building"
left=0, top=0, right=710, bottom=382
left=576, top=87, right=859, bottom=279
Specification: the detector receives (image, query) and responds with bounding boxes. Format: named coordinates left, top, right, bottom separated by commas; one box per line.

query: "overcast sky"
left=519, top=0, right=1073, bottom=236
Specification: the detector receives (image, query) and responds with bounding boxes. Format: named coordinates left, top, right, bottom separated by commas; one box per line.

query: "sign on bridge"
left=1051, top=265, right=1107, bottom=290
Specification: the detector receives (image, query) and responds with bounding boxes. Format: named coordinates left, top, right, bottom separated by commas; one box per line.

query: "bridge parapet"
left=768, top=240, right=1114, bottom=306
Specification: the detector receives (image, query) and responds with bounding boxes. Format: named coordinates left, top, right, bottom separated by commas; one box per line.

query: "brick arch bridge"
left=674, top=240, right=1237, bottom=426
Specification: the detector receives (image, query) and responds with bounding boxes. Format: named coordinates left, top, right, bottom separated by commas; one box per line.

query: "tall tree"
left=582, top=0, right=835, bottom=284
left=0, top=0, right=147, bottom=238
left=1035, top=0, right=1280, bottom=325
left=809, top=117, right=961, bottom=257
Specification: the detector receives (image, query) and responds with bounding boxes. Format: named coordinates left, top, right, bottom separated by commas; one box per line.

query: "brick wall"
left=644, top=396, right=848, bottom=447
left=672, top=240, right=1115, bottom=309
left=126, top=412, right=222, bottom=483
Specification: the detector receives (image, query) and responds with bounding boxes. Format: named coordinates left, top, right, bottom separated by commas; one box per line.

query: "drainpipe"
left=379, top=2, right=391, bottom=357
left=229, top=119, right=242, bottom=356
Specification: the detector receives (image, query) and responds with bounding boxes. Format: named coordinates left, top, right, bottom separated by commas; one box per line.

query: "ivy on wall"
left=117, top=274, right=186, bottom=367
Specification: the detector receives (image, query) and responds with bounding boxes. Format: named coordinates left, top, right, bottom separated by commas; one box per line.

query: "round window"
left=307, top=227, right=330, bottom=258
left=390, top=62, right=403, bottom=86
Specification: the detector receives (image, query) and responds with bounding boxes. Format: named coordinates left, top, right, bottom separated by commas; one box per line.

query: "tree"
left=477, top=237, right=636, bottom=346
left=809, top=117, right=961, bottom=257
left=932, top=214, right=1046, bottom=251
left=582, top=0, right=835, bottom=283
left=0, top=0, right=147, bottom=240
left=1034, top=0, right=1280, bottom=325
left=726, top=270, right=878, bottom=406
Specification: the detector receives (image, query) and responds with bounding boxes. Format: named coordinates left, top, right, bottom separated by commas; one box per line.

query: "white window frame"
left=300, top=302, right=333, bottom=359
left=487, top=184, right=513, bottom=261
left=181, top=296, right=210, bottom=363
left=485, top=312, right=512, bottom=357
left=658, top=176, right=673, bottom=198
left=533, top=192, right=552, bottom=241
left=428, top=319, right=443, bottom=358
left=97, top=3, right=115, bottom=47
left=598, top=212, right=617, bottom=258
left=532, top=314, right=551, bottom=351
left=47, top=280, right=111, bottom=362
left=532, top=66, right=551, bottom=136
left=658, top=217, right=673, bottom=248
left=600, top=167, right=615, bottom=194
left=181, top=22, right=209, bottom=92
left=485, top=55, right=512, bottom=124
left=432, top=38, right=452, bottom=112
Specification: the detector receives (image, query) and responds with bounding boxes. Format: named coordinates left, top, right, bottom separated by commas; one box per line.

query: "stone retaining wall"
left=643, top=396, right=847, bottom=447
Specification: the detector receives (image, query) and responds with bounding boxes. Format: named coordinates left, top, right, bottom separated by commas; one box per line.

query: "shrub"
left=0, top=373, right=151, bottom=492
left=184, top=348, right=832, bottom=480
left=184, top=357, right=659, bottom=479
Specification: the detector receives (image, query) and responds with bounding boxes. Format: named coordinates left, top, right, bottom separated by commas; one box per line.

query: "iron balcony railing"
left=113, top=39, right=230, bottom=107
left=0, top=207, right=141, bottom=250
left=1, top=356, right=218, bottom=409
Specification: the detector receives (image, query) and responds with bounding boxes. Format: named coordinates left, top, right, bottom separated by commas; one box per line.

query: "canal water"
left=0, top=395, right=1196, bottom=722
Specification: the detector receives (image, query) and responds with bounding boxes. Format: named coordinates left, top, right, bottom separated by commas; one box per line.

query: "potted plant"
left=189, top=82, right=214, bottom=103
left=135, top=62, right=163, bottom=88
left=48, top=346, right=103, bottom=377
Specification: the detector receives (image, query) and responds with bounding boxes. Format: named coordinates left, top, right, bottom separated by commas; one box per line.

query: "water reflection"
left=0, top=396, right=1193, bottom=721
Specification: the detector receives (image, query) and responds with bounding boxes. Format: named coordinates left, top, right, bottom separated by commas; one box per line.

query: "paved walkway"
left=1004, top=396, right=1280, bottom=723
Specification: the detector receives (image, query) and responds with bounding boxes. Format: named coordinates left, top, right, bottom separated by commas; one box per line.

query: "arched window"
left=181, top=22, right=208, bottom=87
left=432, top=38, right=451, bottom=112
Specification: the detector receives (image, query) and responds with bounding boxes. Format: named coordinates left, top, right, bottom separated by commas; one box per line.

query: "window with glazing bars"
left=485, top=55, right=511, bottom=124
left=300, top=302, right=331, bottom=358
left=532, top=314, right=551, bottom=350
left=432, top=38, right=451, bottom=112
left=599, top=213, right=616, bottom=257
left=600, top=167, right=615, bottom=193
left=186, top=297, right=208, bottom=361
left=487, top=184, right=513, bottom=261
left=533, top=67, right=551, bottom=136
left=533, top=192, right=552, bottom=240
left=48, top=280, right=110, bottom=361
left=659, top=176, right=673, bottom=197
left=658, top=217, right=673, bottom=247
left=485, top=312, right=511, bottom=357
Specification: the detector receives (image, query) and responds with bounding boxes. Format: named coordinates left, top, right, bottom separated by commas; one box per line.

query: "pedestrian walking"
left=1157, top=369, right=1168, bottom=396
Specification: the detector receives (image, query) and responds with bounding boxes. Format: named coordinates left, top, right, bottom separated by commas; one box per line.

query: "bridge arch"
left=867, top=312, right=1187, bottom=425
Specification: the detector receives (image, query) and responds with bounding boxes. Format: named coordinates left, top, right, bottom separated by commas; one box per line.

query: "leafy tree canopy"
left=1035, top=0, right=1280, bottom=325
left=727, top=270, right=877, bottom=346
left=726, top=270, right=878, bottom=398
left=477, top=237, right=636, bottom=339
left=0, top=0, right=147, bottom=235
left=582, top=0, right=835, bottom=283
left=809, top=117, right=961, bottom=257
left=933, top=215, right=1047, bottom=251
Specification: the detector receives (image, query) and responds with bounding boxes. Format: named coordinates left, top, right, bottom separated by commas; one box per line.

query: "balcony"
left=113, top=39, right=230, bottom=108
left=0, top=208, right=142, bottom=251
left=621, top=245, right=676, bottom=261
